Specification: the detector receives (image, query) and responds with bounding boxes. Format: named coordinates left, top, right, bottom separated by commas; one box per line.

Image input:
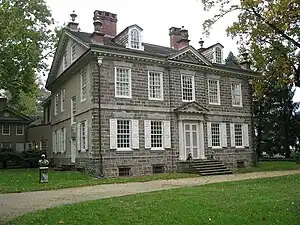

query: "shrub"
left=0, top=148, right=23, bottom=169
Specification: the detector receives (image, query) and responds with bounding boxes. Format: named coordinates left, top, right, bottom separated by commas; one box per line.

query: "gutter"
left=96, top=55, right=104, bottom=177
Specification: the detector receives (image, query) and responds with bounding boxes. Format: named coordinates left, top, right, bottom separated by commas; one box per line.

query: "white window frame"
left=127, top=28, right=144, bottom=50
left=61, top=89, right=66, bottom=112
left=1, top=142, right=12, bottom=149
left=148, top=71, right=163, bottom=100
left=63, top=51, right=67, bottom=70
left=71, top=43, right=76, bottom=62
left=115, top=67, right=132, bottom=98
left=80, top=69, right=87, bottom=102
left=232, top=83, right=243, bottom=107
left=215, top=47, right=223, bottom=64
left=181, top=74, right=195, bottom=102
left=71, top=96, right=76, bottom=125
left=234, top=124, right=243, bottom=148
left=2, top=124, right=10, bottom=135
left=16, top=124, right=24, bottom=135
left=61, top=127, right=65, bottom=153
left=116, top=120, right=131, bottom=151
left=208, top=79, right=220, bottom=105
left=150, top=121, right=164, bottom=150
left=54, top=93, right=59, bottom=115
left=211, top=123, right=221, bottom=148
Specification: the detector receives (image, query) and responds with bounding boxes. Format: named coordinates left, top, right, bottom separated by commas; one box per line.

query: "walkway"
left=1, top=170, right=300, bottom=223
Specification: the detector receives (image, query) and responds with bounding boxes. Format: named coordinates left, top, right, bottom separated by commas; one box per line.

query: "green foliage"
left=0, top=148, right=23, bottom=169
left=7, top=175, right=300, bottom=225
left=0, top=0, right=56, bottom=114
left=225, top=51, right=239, bottom=65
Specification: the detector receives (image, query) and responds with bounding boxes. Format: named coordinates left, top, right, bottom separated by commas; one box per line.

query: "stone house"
left=45, top=10, right=258, bottom=177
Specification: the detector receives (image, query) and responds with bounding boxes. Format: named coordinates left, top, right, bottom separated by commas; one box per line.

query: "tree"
left=0, top=0, right=56, bottom=114
left=201, top=0, right=300, bottom=86
left=225, top=51, right=239, bottom=66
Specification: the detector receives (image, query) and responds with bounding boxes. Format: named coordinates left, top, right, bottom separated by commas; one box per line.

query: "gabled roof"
left=168, top=46, right=212, bottom=66
left=0, top=107, right=34, bottom=123
left=174, top=101, right=209, bottom=114
left=199, top=43, right=224, bottom=52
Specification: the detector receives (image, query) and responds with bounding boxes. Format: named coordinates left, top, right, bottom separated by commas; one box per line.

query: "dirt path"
left=1, top=170, right=300, bottom=224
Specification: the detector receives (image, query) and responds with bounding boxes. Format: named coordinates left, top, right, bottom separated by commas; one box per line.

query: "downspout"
left=96, top=55, right=104, bottom=176
left=167, top=64, right=174, bottom=172
left=249, top=79, right=257, bottom=166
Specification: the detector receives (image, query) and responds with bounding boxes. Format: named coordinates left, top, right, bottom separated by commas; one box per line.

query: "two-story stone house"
left=45, top=10, right=258, bottom=177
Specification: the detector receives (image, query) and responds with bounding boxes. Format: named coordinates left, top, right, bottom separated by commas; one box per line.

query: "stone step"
left=192, top=166, right=228, bottom=171
left=197, top=168, right=231, bottom=173
left=200, top=170, right=233, bottom=176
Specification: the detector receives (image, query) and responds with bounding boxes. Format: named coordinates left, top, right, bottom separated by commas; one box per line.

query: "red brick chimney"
left=93, top=10, right=118, bottom=37
left=169, top=26, right=190, bottom=50
left=91, top=16, right=105, bottom=44
left=66, top=11, right=79, bottom=32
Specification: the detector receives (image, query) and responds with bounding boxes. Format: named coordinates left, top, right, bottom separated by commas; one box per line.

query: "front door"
left=184, top=123, right=200, bottom=159
left=71, top=138, right=76, bottom=163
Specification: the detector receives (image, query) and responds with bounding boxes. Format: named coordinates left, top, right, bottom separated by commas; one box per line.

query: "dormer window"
left=215, top=47, right=222, bottom=64
left=130, top=29, right=140, bottom=49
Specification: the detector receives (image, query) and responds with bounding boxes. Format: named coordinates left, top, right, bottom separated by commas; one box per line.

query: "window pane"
left=117, top=120, right=131, bottom=148
left=211, top=123, right=220, bottom=147
left=151, top=121, right=163, bottom=148
left=208, top=79, right=219, bottom=104
left=215, top=47, right=222, bottom=63
left=130, top=29, right=140, bottom=49
left=235, top=124, right=243, bottom=146
left=149, top=72, right=162, bottom=99
left=116, top=68, right=130, bottom=97
left=182, top=75, right=194, bottom=101
left=232, top=83, right=241, bottom=106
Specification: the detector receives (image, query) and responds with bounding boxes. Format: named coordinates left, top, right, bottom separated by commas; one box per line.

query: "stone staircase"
left=190, top=159, right=232, bottom=176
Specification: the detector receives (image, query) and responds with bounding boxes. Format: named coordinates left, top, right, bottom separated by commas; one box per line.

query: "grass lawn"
left=0, top=168, right=198, bottom=194
left=237, top=161, right=300, bottom=173
left=6, top=174, right=300, bottom=225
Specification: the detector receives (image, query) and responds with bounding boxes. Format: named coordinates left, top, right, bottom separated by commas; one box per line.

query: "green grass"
left=7, top=174, right=300, bottom=225
left=0, top=168, right=198, bottom=194
left=237, top=161, right=300, bottom=173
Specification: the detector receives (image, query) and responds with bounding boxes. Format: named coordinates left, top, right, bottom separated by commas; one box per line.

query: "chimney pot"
left=199, top=38, right=204, bottom=48
left=66, top=10, right=79, bottom=32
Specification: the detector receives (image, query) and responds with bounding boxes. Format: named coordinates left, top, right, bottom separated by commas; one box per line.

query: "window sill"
left=182, top=100, right=195, bottom=103
left=209, top=102, right=221, bottom=106
left=2, top=134, right=10, bottom=136
left=116, top=149, right=134, bottom=154
left=149, top=98, right=164, bottom=101
left=235, top=146, right=245, bottom=149
left=16, top=134, right=24, bottom=136
left=115, top=95, right=132, bottom=99
left=150, top=148, right=165, bottom=151
left=232, top=105, right=243, bottom=108
left=212, top=146, right=223, bottom=149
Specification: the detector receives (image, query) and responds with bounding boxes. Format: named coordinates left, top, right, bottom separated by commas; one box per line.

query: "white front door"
left=71, top=139, right=76, bottom=163
left=184, top=123, right=200, bottom=159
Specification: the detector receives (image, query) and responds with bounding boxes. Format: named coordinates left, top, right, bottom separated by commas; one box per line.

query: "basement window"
left=119, top=167, right=131, bottom=177
left=153, top=165, right=165, bottom=174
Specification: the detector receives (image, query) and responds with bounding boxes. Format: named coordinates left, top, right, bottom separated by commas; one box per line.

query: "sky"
left=45, top=0, right=300, bottom=101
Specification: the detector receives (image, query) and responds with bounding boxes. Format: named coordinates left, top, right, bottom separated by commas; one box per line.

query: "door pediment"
left=174, top=101, right=209, bottom=114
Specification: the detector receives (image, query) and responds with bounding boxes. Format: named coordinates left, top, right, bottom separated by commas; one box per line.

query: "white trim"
left=54, top=93, right=59, bottom=115
left=80, top=69, right=87, bottom=102
left=127, top=27, right=144, bottom=51
left=71, top=42, right=76, bottom=62
left=16, top=124, right=24, bottom=135
left=208, top=79, right=220, bottom=105
left=181, top=74, right=195, bottom=102
left=148, top=71, right=164, bottom=101
left=60, top=89, right=66, bottom=112
left=115, top=67, right=132, bottom=98
left=2, top=124, right=10, bottom=135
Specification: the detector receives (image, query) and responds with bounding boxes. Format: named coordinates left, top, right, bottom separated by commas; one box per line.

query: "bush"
left=0, top=148, right=23, bottom=169
left=22, top=149, right=46, bottom=168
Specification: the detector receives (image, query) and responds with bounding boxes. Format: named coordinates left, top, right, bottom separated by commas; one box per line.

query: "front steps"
left=190, top=159, right=233, bottom=176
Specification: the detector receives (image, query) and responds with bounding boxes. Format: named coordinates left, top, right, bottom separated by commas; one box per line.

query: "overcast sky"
left=45, top=0, right=300, bottom=101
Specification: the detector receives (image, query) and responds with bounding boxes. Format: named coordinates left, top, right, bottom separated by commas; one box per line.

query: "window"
left=55, top=93, right=59, bottom=115
left=119, top=167, right=131, bottom=177
left=232, top=83, right=242, bottom=107
left=71, top=44, right=76, bottom=62
left=40, top=141, right=47, bottom=151
left=181, top=74, right=195, bottom=102
left=153, top=165, right=165, bottom=174
left=61, top=128, right=65, bottom=152
left=115, top=67, right=131, bottom=98
left=61, top=89, right=66, bottom=112
left=80, top=121, right=86, bottom=150
left=55, top=130, right=59, bottom=153
left=27, top=142, right=33, bottom=150
left=117, top=120, right=131, bottom=149
left=151, top=121, right=163, bottom=149
left=130, top=29, right=140, bottom=49
left=16, top=124, right=24, bottom=135
left=211, top=123, right=221, bottom=147
left=148, top=71, right=163, bottom=100
left=1, top=142, right=12, bottom=149
left=234, top=124, right=243, bottom=147
left=63, top=51, right=67, bottom=69
left=215, top=47, right=222, bottom=64
left=80, top=69, right=87, bottom=102
left=16, top=143, right=25, bottom=152
left=208, top=79, right=220, bottom=104
left=71, top=96, right=76, bottom=124
left=2, top=124, right=10, bottom=135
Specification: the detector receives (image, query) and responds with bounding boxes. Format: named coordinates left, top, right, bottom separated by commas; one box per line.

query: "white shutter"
left=84, top=120, right=88, bottom=151
left=220, top=123, right=227, bottom=147
left=230, top=123, right=235, bottom=147
left=77, top=122, right=81, bottom=151
left=207, top=122, right=212, bottom=147
left=144, top=120, right=151, bottom=149
left=56, top=130, right=60, bottom=153
left=110, top=119, right=117, bottom=149
left=52, top=131, right=56, bottom=153
left=131, top=120, right=139, bottom=149
left=63, top=128, right=66, bottom=153
left=163, top=121, right=171, bottom=149
left=243, top=124, right=249, bottom=147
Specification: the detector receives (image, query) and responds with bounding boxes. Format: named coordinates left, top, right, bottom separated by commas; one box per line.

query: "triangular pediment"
left=174, top=102, right=209, bottom=114
left=168, top=46, right=212, bottom=66
left=0, top=108, right=32, bottom=122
